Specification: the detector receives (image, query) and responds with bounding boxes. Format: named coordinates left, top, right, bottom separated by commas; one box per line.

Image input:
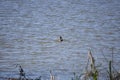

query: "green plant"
left=109, top=61, right=113, bottom=80
left=86, top=50, right=98, bottom=80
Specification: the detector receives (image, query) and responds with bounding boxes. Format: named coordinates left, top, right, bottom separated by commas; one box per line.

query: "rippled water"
left=0, top=0, right=120, bottom=80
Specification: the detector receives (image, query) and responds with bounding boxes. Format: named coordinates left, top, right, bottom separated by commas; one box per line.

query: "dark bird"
left=60, top=36, right=63, bottom=42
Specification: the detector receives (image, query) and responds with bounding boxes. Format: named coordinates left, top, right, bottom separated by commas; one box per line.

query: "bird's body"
left=59, top=36, right=63, bottom=42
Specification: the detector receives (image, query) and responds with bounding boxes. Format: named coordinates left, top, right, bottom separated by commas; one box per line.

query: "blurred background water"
left=0, top=0, right=120, bottom=80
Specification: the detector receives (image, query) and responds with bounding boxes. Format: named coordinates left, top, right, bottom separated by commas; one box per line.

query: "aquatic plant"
left=50, top=70, right=55, bottom=80
left=108, top=61, right=113, bottom=80
left=71, top=72, right=80, bottom=80
left=83, top=50, right=98, bottom=80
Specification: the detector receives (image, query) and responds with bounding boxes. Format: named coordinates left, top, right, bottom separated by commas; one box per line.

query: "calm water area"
left=0, top=0, right=120, bottom=80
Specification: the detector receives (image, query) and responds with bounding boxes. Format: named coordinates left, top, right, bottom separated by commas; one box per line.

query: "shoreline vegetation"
left=0, top=49, right=120, bottom=80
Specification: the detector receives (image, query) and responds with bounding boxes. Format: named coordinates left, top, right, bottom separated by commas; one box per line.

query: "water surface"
left=0, top=0, right=120, bottom=80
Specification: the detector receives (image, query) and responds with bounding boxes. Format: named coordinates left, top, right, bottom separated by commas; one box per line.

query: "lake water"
left=0, top=0, right=120, bottom=80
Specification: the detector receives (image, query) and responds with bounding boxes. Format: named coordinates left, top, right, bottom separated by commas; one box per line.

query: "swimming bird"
left=59, top=36, right=63, bottom=42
